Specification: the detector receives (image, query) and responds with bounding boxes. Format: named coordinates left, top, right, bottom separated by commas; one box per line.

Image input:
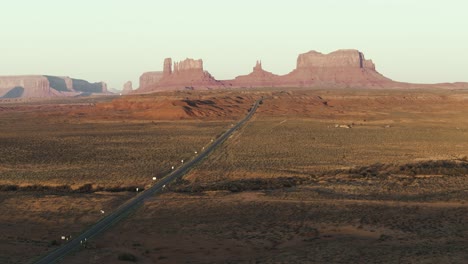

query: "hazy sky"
left=1, top=0, right=467, bottom=89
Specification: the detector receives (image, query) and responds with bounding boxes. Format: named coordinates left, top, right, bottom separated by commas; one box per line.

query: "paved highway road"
left=34, top=98, right=262, bottom=264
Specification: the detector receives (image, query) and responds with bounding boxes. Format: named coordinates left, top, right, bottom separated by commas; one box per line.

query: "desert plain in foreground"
left=0, top=87, right=467, bottom=263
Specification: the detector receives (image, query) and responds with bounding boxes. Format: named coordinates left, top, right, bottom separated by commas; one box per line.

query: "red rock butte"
left=122, top=81, right=133, bottom=95
left=135, top=49, right=400, bottom=93
left=278, top=49, right=392, bottom=87
left=138, top=58, right=223, bottom=92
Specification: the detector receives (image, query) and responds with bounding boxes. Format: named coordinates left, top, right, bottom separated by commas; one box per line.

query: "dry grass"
left=61, top=191, right=468, bottom=263
left=2, top=88, right=468, bottom=263
left=0, top=115, right=230, bottom=188
left=186, top=89, right=468, bottom=184
left=0, top=192, right=132, bottom=264
left=0, top=92, right=252, bottom=263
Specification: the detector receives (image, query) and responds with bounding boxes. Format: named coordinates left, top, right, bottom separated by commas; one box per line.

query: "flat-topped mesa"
left=296, top=49, right=376, bottom=69
left=0, top=75, right=108, bottom=98
left=0, top=75, right=50, bottom=98
left=281, top=49, right=391, bottom=87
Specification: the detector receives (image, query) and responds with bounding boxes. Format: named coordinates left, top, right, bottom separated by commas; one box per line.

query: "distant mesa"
left=122, top=81, right=133, bottom=94
left=138, top=71, right=163, bottom=93
left=134, top=49, right=396, bottom=93
left=4, top=49, right=466, bottom=99
left=278, top=49, right=392, bottom=87
left=160, top=57, right=222, bottom=88
left=136, top=57, right=223, bottom=93
left=0, top=75, right=50, bottom=98
left=0, top=75, right=108, bottom=99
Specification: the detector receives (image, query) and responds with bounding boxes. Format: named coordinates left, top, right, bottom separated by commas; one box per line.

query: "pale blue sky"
left=1, top=0, right=467, bottom=89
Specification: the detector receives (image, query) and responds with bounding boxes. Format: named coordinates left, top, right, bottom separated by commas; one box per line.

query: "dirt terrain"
left=0, top=93, right=242, bottom=188
left=184, top=88, right=468, bottom=184
left=61, top=190, right=467, bottom=263
left=1, top=88, right=467, bottom=263
left=0, top=93, right=242, bottom=263
left=0, top=192, right=132, bottom=264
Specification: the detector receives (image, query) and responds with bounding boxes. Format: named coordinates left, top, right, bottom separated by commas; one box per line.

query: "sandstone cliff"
left=133, top=49, right=466, bottom=94
left=0, top=75, right=108, bottom=99
left=136, top=58, right=223, bottom=93
left=160, top=58, right=221, bottom=88
left=122, top=81, right=133, bottom=94
left=135, top=50, right=391, bottom=93
left=224, top=49, right=391, bottom=89
left=279, top=49, right=391, bottom=87
left=0, top=76, right=50, bottom=98
left=296, top=50, right=375, bottom=69
left=163, top=58, right=172, bottom=77
left=138, top=71, right=163, bottom=92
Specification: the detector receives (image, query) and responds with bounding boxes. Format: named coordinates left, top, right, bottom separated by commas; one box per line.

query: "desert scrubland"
left=1, top=88, right=467, bottom=263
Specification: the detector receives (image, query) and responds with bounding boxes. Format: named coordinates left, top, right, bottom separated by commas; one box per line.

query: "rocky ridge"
left=135, top=49, right=399, bottom=93
left=0, top=75, right=108, bottom=99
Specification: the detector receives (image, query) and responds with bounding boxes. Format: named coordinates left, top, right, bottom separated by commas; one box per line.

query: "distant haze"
left=1, top=0, right=467, bottom=89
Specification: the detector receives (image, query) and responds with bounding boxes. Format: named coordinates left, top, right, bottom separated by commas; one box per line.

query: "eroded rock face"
left=279, top=49, right=391, bottom=87
left=71, top=79, right=107, bottom=93
left=59, top=77, right=74, bottom=90
left=0, top=76, right=50, bottom=98
left=143, top=58, right=222, bottom=91
left=296, top=50, right=375, bottom=69
left=227, top=50, right=390, bottom=88
left=163, top=58, right=172, bottom=77
left=232, top=61, right=279, bottom=87
left=138, top=49, right=466, bottom=93
left=0, top=75, right=108, bottom=98
left=101, top=82, right=108, bottom=93
left=122, top=81, right=133, bottom=94
left=173, top=58, right=203, bottom=73
left=138, top=71, right=164, bottom=92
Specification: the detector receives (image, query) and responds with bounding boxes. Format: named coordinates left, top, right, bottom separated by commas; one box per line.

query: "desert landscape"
left=2, top=1, right=468, bottom=263
left=1, top=86, right=467, bottom=263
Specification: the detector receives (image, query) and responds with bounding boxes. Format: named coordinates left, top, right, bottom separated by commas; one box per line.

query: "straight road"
left=33, top=98, right=262, bottom=264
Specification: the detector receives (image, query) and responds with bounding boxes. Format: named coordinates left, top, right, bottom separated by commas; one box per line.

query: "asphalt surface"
left=33, top=98, right=261, bottom=264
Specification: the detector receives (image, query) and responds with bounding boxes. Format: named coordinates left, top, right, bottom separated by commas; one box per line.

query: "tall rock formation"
left=122, top=81, right=133, bottom=94
left=232, top=60, right=279, bottom=87
left=137, top=58, right=222, bottom=92
left=138, top=71, right=164, bottom=92
left=228, top=50, right=391, bottom=88
left=100, top=82, right=108, bottom=93
left=163, top=58, right=172, bottom=77
left=280, top=49, right=391, bottom=87
left=135, top=49, right=468, bottom=93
